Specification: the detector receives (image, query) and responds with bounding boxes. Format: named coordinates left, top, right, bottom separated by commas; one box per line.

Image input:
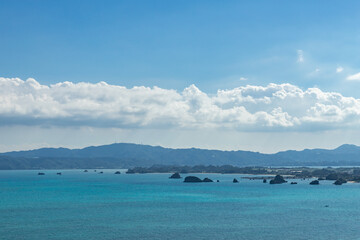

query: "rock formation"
left=169, top=172, right=181, bottom=179
left=269, top=175, right=286, bottom=184
left=184, top=176, right=203, bottom=182
left=334, top=178, right=347, bottom=185
left=203, top=177, right=213, bottom=182
left=309, top=180, right=319, bottom=185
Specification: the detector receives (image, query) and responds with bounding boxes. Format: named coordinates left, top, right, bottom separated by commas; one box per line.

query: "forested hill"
left=1, top=143, right=360, bottom=169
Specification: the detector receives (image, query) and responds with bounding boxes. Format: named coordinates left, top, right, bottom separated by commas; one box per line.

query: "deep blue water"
left=1, top=169, right=360, bottom=240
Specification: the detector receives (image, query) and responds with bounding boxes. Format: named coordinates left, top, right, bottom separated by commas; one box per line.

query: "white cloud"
left=239, top=77, right=248, bottom=81
left=1, top=77, right=360, bottom=131
left=336, top=66, right=344, bottom=73
left=346, top=72, right=360, bottom=81
left=297, top=49, right=304, bottom=63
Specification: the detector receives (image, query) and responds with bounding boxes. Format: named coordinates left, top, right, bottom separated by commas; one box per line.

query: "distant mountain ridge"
left=1, top=143, right=360, bottom=169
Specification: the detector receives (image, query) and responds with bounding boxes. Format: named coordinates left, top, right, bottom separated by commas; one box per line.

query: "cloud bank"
left=1, top=77, right=360, bottom=131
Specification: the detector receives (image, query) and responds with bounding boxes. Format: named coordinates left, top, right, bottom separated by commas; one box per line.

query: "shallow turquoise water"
left=1, top=170, right=360, bottom=240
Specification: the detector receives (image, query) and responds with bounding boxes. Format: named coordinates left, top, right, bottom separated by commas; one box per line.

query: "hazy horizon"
left=0, top=139, right=357, bottom=155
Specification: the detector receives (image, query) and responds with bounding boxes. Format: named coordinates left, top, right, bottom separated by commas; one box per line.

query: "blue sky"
left=2, top=0, right=360, bottom=93
left=1, top=0, right=360, bottom=152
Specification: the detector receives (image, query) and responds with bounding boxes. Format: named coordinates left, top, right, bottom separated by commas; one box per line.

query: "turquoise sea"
left=1, top=169, right=360, bottom=240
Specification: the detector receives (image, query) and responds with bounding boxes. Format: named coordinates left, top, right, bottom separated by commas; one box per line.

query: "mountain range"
left=1, top=143, right=360, bottom=169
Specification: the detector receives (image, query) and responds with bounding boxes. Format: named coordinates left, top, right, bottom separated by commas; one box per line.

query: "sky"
left=1, top=0, right=360, bottom=153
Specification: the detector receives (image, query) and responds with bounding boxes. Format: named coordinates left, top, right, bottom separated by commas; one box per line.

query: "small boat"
left=38, top=172, right=45, bottom=175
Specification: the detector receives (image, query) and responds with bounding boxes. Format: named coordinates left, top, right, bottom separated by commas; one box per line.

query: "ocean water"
left=1, top=170, right=360, bottom=240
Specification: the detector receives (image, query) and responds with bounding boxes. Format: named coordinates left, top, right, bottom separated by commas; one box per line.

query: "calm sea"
left=1, top=169, right=359, bottom=240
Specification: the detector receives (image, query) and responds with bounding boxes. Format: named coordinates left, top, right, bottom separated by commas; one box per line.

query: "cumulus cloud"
left=1, top=77, right=360, bottom=131
left=297, top=50, right=304, bottom=63
left=346, top=72, right=360, bottom=81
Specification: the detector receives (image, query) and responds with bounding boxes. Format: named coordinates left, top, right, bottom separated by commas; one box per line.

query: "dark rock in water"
left=99, top=171, right=103, bottom=174
left=269, top=175, right=286, bottom=184
left=334, top=178, right=347, bottom=185
left=340, top=178, right=347, bottom=183
left=169, top=172, right=181, bottom=179
left=184, top=176, right=202, bottom=183
left=84, top=170, right=88, bottom=172
left=263, top=179, right=267, bottom=183
left=339, top=178, right=347, bottom=184
left=310, top=180, right=319, bottom=185
left=56, top=172, right=62, bottom=175
left=233, top=178, right=239, bottom=183
left=126, top=169, right=135, bottom=174
left=114, top=171, right=121, bottom=174
left=325, top=205, right=329, bottom=207
left=290, top=182, right=297, bottom=184
left=318, top=177, right=325, bottom=181
left=94, top=170, right=97, bottom=172
left=334, top=180, right=342, bottom=185
left=217, top=180, right=220, bottom=182
left=38, top=172, right=45, bottom=175
left=203, top=177, right=213, bottom=182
